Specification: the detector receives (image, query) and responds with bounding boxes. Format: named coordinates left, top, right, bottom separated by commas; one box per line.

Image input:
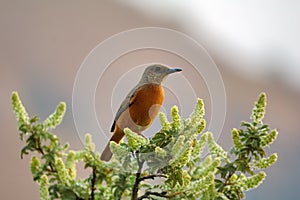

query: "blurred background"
left=1, top=0, right=299, bottom=199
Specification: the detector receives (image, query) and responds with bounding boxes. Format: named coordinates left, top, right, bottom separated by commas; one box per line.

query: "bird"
left=100, top=64, right=182, bottom=161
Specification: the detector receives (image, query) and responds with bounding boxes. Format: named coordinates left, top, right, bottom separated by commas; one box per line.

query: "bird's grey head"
left=140, top=64, right=182, bottom=85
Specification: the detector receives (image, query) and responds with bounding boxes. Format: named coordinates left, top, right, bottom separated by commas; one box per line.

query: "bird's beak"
left=167, top=68, right=182, bottom=74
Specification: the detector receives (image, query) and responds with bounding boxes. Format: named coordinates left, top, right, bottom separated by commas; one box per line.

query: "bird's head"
left=140, top=64, right=182, bottom=85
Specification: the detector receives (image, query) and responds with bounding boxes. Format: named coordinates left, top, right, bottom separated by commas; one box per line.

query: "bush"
left=12, top=92, right=277, bottom=200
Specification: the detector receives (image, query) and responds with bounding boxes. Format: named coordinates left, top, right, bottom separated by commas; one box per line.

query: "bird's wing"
left=110, top=84, right=143, bottom=132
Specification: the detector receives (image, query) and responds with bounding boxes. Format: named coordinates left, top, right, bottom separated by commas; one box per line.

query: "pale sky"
left=120, top=0, right=300, bottom=90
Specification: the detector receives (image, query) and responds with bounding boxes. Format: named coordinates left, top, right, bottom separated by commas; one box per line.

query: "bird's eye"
left=155, top=66, right=160, bottom=72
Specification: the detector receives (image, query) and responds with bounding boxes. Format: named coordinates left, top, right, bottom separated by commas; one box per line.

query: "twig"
left=90, top=167, right=96, bottom=200
left=132, top=152, right=145, bottom=200
left=36, top=137, right=57, bottom=173
left=137, top=174, right=167, bottom=182
left=137, top=191, right=168, bottom=200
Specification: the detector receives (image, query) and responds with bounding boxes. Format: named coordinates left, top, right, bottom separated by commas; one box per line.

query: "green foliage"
left=124, top=128, right=149, bottom=151
left=12, top=92, right=278, bottom=200
left=215, top=93, right=278, bottom=199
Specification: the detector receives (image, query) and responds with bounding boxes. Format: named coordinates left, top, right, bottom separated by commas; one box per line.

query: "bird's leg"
left=137, top=125, right=148, bottom=139
left=138, top=131, right=147, bottom=139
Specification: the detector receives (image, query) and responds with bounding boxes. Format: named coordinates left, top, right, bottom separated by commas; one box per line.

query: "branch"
left=132, top=152, right=145, bottom=200
left=137, top=191, right=168, bottom=200
left=90, top=167, right=96, bottom=200
left=35, top=136, right=57, bottom=173
left=137, top=174, right=167, bottom=182
left=132, top=153, right=167, bottom=200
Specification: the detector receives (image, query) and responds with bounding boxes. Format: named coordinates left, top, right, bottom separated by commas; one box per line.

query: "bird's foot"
left=138, top=132, right=147, bottom=139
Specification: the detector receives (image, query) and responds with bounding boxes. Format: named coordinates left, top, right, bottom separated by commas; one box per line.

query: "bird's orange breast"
left=116, top=84, right=164, bottom=133
left=129, top=84, right=164, bottom=127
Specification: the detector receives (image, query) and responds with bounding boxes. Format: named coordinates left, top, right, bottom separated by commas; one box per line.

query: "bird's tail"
left=100, top=142, right=113, bottom=161
left=101, top=127, right=124, bottom=161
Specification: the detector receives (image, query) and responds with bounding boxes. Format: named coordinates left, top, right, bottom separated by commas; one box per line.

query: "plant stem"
left=90, top=167, right=96, bottom=200
left=36, top=136, right=57, bottom=173
left=132, top=152, right=145, bottom=200
left=138, top=174, right=167, bottom=182
left=137, top=191, right=168, bottom=200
